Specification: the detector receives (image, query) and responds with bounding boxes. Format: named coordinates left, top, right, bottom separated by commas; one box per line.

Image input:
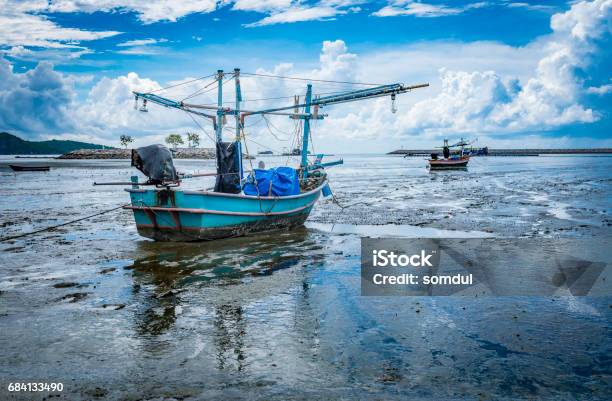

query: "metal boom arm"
left=313, top=83, right=429, bottom=107
left=133, top=91, right=217, bottom=124
left=242, top=83, right=429, bottom=117
left=134, top=82, right=428, bottom=123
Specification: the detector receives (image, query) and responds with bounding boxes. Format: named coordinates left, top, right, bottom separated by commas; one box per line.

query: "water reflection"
left=428, top=167, right=468, bottom=174
left=130, top=227, right=322, bottom=279
left=126, top=227, right=326, bottom=336
left=213, top=304, right=246, bottom=371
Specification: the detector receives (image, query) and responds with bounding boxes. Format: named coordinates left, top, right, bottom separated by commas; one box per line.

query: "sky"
left=0, top=0, right=610, bottom=153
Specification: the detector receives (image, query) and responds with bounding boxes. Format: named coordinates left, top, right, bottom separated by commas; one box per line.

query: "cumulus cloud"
left=116, top=48, right=160, bottom=56
left=360, top=0, right=611, bottom=138
left=396, top=67, right=595, bottom=136
left=117, top=38, right=168, bottom=47
left=373, top=1, right=487, bottom=18
left=2, top=46, right=93, bottom=63
left=3, top=1, right=610, bottom=150
left=0, top=0, right=365, bottom=57
left=239, top=0, right=363, bottom=26
left=0, top=7, right=120, bottom=49
left=0, top=54, right=199, bottom=144
left=244, top=6, right=345, bottom=27
left=0, top=58, right=76, bottom=134
left=506, top=3, right=556, bottom=12
left=58, top=39, right=361, bottom=147
left=115, top=38, right=169, bottom=55
left=243, top=1, right=607, bottom=145
left=76, top=72, right=195, bottom=140
left=372, top=1, right=564, bottom=18
left=4, top=0, right=219, bottom=24
left=3, top=0, right=353, bottom=26
left=232, top=0, right=294, bottom=12
left=587, top=83, right=612, bottom=95
left=550, top=0, right=612, bottom=41
left=4, top=46, right=33, bottom=58
left=313, top=39, right=358, bottom=81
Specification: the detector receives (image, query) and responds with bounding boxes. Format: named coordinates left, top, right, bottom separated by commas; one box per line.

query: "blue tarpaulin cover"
left=243, top=167, right=300, bottom=196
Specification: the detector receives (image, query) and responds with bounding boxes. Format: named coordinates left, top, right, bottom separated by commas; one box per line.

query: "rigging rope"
left=262, top=115, right=291, bottom=141
left=285, top=120, right=301, bottom=165
left=239, top=128, right=265, bottom=212
left=149, top=73, right=216, bottom=94
left=192, top=89, right=359, bottom=106
left=0, top=203, right=131, bottom=242
left=229, top=128, right=285, bottom=155
left=242, top=72, right=381, bottom=87
left=181, top=73, right=236, bottom=102
left=243, top=115, right=266, bottom=128
left=181, top=80, right=217, bottom=102
left=185, top=111, right=216, bottom=144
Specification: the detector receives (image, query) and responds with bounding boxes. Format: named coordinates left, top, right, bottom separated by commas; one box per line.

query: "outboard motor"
left=131, top=144, right=179, bottom=185
left=430, top=153, right=438, bottom=160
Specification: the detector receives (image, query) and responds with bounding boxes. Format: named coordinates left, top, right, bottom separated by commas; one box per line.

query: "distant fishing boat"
left=282, top=147, right=309, bottom=156
left=97, top=68, right=428, bottom=241
left=9, top=164, right=50, bottom=172
left=428, top=156, right=469, bottom=169
left=463, top=146, right=488, bottom=156
left=428, top=139, right=470, bottom=169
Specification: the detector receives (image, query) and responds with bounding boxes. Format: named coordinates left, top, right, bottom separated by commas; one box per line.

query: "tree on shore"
left=187, top=132, right=200, bottom=148
left=165, top=134, right=184, bottom=149
left=120, top=135, right=133, bottom=149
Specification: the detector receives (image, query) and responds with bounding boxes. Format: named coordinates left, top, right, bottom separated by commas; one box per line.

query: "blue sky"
left=10, top=1, right=561, bottom=77
left=0, top=0, right=610, bottom=152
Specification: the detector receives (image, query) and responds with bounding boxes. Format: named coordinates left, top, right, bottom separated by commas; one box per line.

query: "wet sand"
left=0, top=155, right=611, bottom=400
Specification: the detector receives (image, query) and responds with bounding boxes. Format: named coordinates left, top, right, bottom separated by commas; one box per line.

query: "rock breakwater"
left=58, top=147, right=217, bottom=159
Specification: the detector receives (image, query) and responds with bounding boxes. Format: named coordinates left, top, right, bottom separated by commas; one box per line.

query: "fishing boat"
left=97, top=69, right=428, bottom=241
left=428, top=156, right=469, bottom=169
left=9, top=164, right=51, bottom=172
left=428, top=139, right=470, bottom=170
left=280, top=147, right=309, bottom=156
left=463, top=146, right=488, bottom=156
left=448, top=138, right=487, bottom=157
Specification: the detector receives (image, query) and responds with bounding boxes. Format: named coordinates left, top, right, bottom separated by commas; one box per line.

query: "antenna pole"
left=234, top=68, right=242, bottom=141
left=234, top=68, right=243, bottom=182
left=301, top=84, right=312, bottom=178
left=216, top=69, right=223, bottom=142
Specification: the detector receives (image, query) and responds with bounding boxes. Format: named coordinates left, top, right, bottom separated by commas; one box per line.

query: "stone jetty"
left=58, top=147, right=218, bottom=159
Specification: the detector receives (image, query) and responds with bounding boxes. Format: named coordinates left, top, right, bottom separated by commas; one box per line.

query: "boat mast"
left=301, top=84, right=312, bottom=178
left=234, top=68, right=243, bottom=181
left=216, top=69, right=223, bottom=142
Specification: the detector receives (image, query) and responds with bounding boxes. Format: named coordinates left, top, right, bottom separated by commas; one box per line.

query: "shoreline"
left=57, top=147, right=217, bottom=159
left=390, top=148, right=612, bottom=156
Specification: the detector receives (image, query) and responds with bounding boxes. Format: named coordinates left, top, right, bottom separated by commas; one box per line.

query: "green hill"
left=0, top=132, right=109, bottom=155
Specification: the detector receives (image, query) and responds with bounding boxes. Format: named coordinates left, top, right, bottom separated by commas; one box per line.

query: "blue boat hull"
left=125, top=181, right=325, bottom=241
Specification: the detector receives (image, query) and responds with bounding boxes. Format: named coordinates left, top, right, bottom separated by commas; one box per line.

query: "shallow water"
left=0, top=154, right=611, bottom=400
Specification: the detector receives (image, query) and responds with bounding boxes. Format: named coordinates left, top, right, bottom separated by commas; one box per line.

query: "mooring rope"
left=0, top=203, right=131, bottom=242
left=324, top=176, right=368, bottom=211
